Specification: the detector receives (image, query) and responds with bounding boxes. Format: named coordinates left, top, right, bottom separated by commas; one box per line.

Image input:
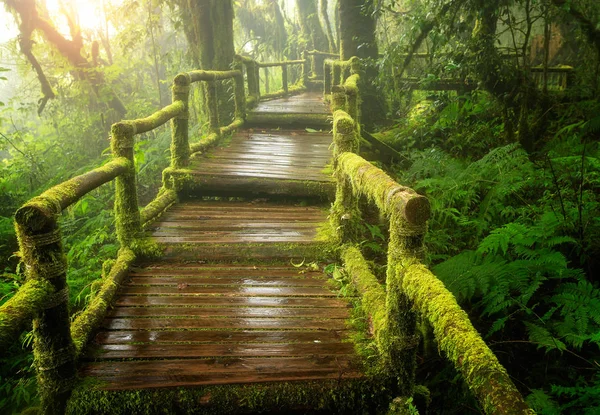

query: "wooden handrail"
left=305, top=49, right=338, bottom=58
left=257, top=59, right=304, bottom=67
left=329, top=104, right=532, bottom=414
left=6, top=62, right=249, bottom=413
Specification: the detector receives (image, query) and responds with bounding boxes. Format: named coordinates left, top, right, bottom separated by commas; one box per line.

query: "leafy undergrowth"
left=386, top=95, right=600, bottom=413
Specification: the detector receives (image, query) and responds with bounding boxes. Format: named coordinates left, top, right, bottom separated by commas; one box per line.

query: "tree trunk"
left=338, top=0, right=377, bottom=60
left=296, top=0, right=329, bottom=76
left=179, top=0, right=236, bottom=124
left=338, top=0, right=384, bottom=129
left=319, top=0, right=337, bottom=52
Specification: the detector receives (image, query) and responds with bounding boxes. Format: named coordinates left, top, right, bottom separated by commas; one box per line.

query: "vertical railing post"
left=331, top=85, right=346, bottom=112
left=332, top=62, right=342, bottom=87
left=264, top=66, right=270, bottom=94
left=254, top=63, right=261, bottom=99
left=302, top=50, right=310, bottom=86
left=205, top=80, right=220, bottom=136
left=233, top=59, right=246, bottom=121
left=111, top=122, right=142, bottom=247
left=324, top=60, right=332, bottom=95
left=14, top=202, right=76, bottom=415
left=245, top=59, right=259, bottom=102
left=384, top=205, right=426, bottom=396
left=282, top=64, right=288, bottom=95
left=170, top=73, right=190, bottom=169
left=330, top=110, right=361, bottom=244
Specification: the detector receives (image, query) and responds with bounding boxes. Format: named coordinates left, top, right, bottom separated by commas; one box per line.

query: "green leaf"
left=305, top=128, right=318, bottom=133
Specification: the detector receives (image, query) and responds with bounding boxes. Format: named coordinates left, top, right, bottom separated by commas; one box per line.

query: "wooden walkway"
left=79, top=92, right=364, bottom=394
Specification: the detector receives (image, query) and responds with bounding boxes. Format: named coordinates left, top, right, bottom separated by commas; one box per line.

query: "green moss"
left=67, top=377, right=392, bottom=415
left=139, top=187, right=177, bottom=226
left=170, top=74, right=191, bottom=169
left=130, top=101, right=185, bottom=135
left=70, top=248, right=136, bottom=356
left=402, top=263, right=533, bottom=414
left=258, top=83, right=307, bottom=101
left=0, top=278, right=54, bottom=350
left=331, top=111, right=361, bottom=243
left=341, top=246, right=387, bottom=356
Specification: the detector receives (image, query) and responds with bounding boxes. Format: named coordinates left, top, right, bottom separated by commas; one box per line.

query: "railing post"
left=14, top=202, right=76, bottom=415
left=324, top=60, right=332, bottom=95
left=302, top=50, right=310, bottom=86
left=254, top=63, right=261, bottom=99
left=170, top=73, right=190, bottom=169
left=233, top=59, right=246, bottom=121
left=205, top=80, right=220, bottom=136
left=245, top=59, right=259, bottom=101
left=331, top=85, right=346, bottom=112
left=282, top=64, right=288, bottom=95
left=332, top=62, right=342, bottom=87
left=111, top=122, right=142, bottom=247
left=384, top=204, right=427, bottom=396
left=331, top=110, right=360, bottom=244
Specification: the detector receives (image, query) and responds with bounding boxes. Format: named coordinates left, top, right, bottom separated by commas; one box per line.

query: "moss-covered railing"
left=329, top=110, right=533, bottom=411
left=0, top=65, right=247, bottom=415
left=236, top=54, right=310, bottom=105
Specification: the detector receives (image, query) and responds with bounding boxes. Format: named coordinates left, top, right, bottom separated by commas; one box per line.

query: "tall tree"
left=178, top=0, right=236, bottom=122
left=338, top=0, right=377, bottom=60
left=296, top=0, right=329, bottom=76
left=338, top=0, right=384, bottom=128
left=319, top=0, right=337, bottom=52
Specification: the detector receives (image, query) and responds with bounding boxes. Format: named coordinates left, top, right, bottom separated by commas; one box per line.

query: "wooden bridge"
left=1, top=52, right=533, bottom=414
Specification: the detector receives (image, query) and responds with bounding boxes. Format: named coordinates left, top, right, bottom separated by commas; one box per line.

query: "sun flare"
left=44, top=0, right=110, bottom=36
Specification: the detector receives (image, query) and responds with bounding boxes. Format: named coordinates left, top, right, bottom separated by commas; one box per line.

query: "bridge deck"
left=79, top=93, right=366, bottom=394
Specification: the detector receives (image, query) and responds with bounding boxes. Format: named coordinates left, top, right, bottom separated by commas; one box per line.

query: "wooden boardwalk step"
left=80, top=264, right=362, bottom=391
left=147, top=200, right=331, bottom=260
left=81, top=357, right=360, bottom=391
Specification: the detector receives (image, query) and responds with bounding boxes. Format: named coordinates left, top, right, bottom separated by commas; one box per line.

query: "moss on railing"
left=403, top=263, right=534, bottom=415
left=331, top=95, right=533, bottom=414
left=71, top=247, right=136, bottom=357
left=0, top=279, right=54, bottom=350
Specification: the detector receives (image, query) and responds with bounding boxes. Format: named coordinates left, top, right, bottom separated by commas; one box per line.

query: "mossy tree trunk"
left=338, top=0, right=385, bottom=129
left=296, top=0, right=330, bottom=77
left=178, top=0, right=236, bottom=124
left=319, top=0, right=337, bottom=53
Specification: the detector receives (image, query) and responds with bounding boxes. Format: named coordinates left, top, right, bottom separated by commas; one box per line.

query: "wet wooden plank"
left=150, top=236, right=318, bottom=244
left=148, top=222, right=320, bottom=231
left=90, top=370, right=362, bottom=391
left=82, top=356, right=356, bottom=376
left=203, top=152, right=331, bottom=164
left=88, top=342, right=355, bottom=359
left=94, top=330, right=348, bottom=345
left=109, top=306, right=350, bottom=319
left=185, top=170, right=330, bottom=182
left=190, top=163, right=328, bottom=176
left=102, top=317, right=349, bottom=331
left=115, top=296, right=349, bottom=308
left=120, top=285, right=338, bottom=296
left=128, top=268, right=322, bottom=277
left=158, top=210, right=326, bottom=221
left=167, top=203, right=327, bottom=212
left=252, top=93, right=329, bottom=114
left=126, top=277, right=327, bottom=287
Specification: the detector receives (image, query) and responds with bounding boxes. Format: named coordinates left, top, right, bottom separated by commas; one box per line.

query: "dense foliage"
left=0, top=0, right=599, bottom=413
left=370, top=1, right=600, bottom=412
